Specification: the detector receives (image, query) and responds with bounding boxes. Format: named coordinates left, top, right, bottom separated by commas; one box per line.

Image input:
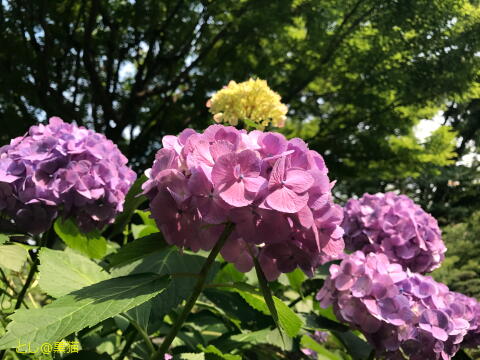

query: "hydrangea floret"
left=342, top=192, right=446, bottom=273
left=142, top=125, right=344, bottom=280
left=207, top=78, right=288, bottom=129
left=316, top=251, right=480, bottom=360
left=0, top=117, right=136, bottom=234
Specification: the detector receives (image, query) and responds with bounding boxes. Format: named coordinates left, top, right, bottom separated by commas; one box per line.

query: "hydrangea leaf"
left=300, top=334, right=342, bottom=360
left=220, top=282, right=303, bottom=338
left=286, top=268, right=306, bottom=294
left=125, top=301, right=152, bottom=334
left=230, top=328, right=293, bottom=351
left=106, top=232, right=167, bottom=268
left=0, top=273, right=170, bottom=349
left=179, top=354, right=204, bottom=360
left=203, top=288, right=271, bottom=329
left=198, top=344, right=241, bottom=360
left=111, top=247, right=219, bottom=329
left=0, top=244, right=28, bottom=272
left=54, top=218, right=107, bottom=259
left=131, top=224, right=157, bottom=239
left=38, top=248, right=110, bottom=298
left=300, top=313, right=350, bottom=332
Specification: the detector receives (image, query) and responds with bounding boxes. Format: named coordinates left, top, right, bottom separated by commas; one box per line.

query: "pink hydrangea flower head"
left=342, top=192, right=446, bottom=273
left=0, top=117, right=136, bottom=234
left=212, top=150, right=265, bottom=207
left=143, top=125, right=344, bottom=280
left=316, top=251, right=480, bottom=360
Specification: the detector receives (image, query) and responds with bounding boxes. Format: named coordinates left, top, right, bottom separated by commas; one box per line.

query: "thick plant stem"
left=150, top=222, right=235, bottom=360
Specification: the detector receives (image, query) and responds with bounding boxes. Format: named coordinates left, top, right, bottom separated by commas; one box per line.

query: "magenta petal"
left=431, top=326, right=449, bottom=341
left=210, top=140, right=234, bottom=161
left=162, top=135, right=178, bottom=150
left=188, top=168, right=212, bottom=196
left=266, top=187, right=308, bottom=213
left=285, top=169, right=314, bottom=193
left=322, top=237, right=345, bottom=256
left=237, top=149, right=261, bottom=177
left=219, top=180, right=252, bottom=207
left=297, top=205, right=314, bottom=228
left=335, top=274, right=355, bottom=291
left=268, top=156, right=286, bottom=187
left=243, top=176, right=265, bottom=193
left=192, top=139, right=214, bottom=166
left=212, top=153, right=235, bottom=185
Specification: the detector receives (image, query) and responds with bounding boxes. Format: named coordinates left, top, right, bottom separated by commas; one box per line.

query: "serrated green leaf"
left=38, top=248, right=110, bottom=298
left=0, top=244, right=28, bottom=271
left=198, top=344, right=241, bottom=360
left=230, top=328, right=292, bottom=351
left=300, top=334, right=342, bottom=360
left=221, top=283, right=303, bottom=338
left=301, top=313, right=350, bottom=332
left=135, top=209, right=156, bottom=226
left=203, top=289, right=271, bottom=330
left=0, top=273, right=170, bottom=349
left=178, top=354, right=205, bottom=360
left=286, top=268, right=306, bottom=294
left=106, top=232, right=167, bottom=268
left=111, top=247, right=219, bottom=329
left=54, top=218, right=107, bottom=259
left=131, top=224, right=157, bottom=239
left=213, top=263, right=246, bottom=284
left=126, top=301, right=151, bottom=333
left=0, top=234, right=8, bottom=245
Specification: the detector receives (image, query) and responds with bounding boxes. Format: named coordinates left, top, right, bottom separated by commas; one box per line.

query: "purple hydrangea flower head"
left=316, top=251, right=480, bottom=359
left=342, top=192, right=446, bottom=273
left=143, top=125, right=344, bottom=280
left=0, top=117, right=136, bottom=234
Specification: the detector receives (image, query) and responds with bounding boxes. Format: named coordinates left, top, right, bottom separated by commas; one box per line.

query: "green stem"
left=15, top=257, right=38, bottom=310
left=124, top=314, right=155, bottom=354
left=118, top=326, right=137, bottom=360
left=150, top=222, right=235, bottom=360
left=14, top=229, right=50, bottom=310
left=0, top=269, right=29, bottom=309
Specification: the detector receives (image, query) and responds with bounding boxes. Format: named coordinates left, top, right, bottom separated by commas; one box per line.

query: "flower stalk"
left=150, top=222, right=235, bottom=360
left=14, top=229, right=51, bottom=310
